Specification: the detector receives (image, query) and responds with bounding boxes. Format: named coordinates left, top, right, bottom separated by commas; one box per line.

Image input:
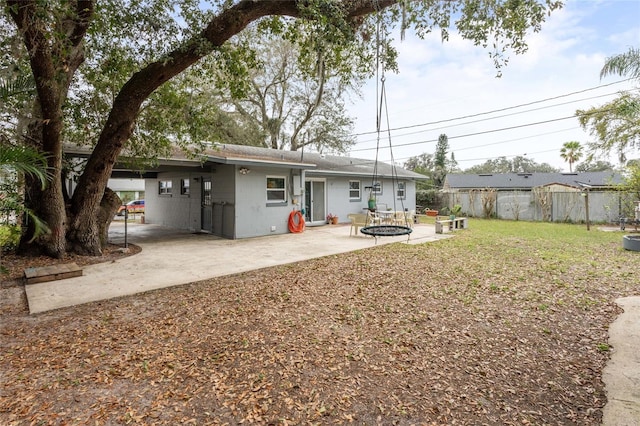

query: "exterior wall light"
left=239, top=167, right=250, bottom=175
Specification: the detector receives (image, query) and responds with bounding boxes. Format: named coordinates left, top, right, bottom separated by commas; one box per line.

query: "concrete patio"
left=24, top=222, right=447, bottom=314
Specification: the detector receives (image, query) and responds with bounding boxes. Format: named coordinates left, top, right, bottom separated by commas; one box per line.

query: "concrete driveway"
left=25, top=222, right=447, bottom=314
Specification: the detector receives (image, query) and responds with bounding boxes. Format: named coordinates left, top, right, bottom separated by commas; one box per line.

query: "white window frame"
left=159, top=180, right=172, bottom=195
left=371, top=181, right=383, bottom=196
left=349, top=180, right=361, bottom=200
left=180, top=178, right=190, bottom=195
left=266, top=175, right=287, bottom=204
left=396, top=181, right=406, bottom=199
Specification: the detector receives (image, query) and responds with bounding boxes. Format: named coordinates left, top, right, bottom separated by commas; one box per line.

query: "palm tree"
left=600, top=47, right=640, bottom=81
left=0, top=144, right=50, bottom=239
left=0, top=76, right=50, bottom=249
left=0, top=144, right=49, bottom=185
left=560, top=141, right=583, bottom=172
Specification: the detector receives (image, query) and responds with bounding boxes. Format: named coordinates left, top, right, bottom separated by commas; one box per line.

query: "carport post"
left=124, top=208, right=128, bottom=248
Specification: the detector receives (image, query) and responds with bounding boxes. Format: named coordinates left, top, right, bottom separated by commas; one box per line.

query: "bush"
left=0, top=225, right=21, bottom=251
left=416, top=189, right=445, bottom=211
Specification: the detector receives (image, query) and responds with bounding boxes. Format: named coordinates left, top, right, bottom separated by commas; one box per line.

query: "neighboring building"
left=108, top=144, right=426, bottom=239
left=443, top=172, right=627, bottom=223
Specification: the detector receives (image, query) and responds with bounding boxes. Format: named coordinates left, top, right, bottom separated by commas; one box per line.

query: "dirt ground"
left=0, top=229, right=637, bottom=425
left=1, top=243, right=141, bottom=287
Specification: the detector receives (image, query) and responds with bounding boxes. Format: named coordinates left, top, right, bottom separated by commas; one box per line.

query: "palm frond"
left=0, top=145, right=51, bottom=189
left=22, top=208, right=51, bottom=243
left=0, top=75, right=36, bottom=101
left=600, top=47, right=640, bottom=80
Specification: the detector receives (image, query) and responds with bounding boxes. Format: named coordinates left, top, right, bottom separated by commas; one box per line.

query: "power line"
left=356, top=88, right=637, bottom=143
left=351, top=114, right=580, bottom=153
left=452, top=127, right=576, bottom=152
left=353, top=78, right=634, bottom=137
left=351, top=98, right=626, bottom=155
left=454, top=148, right=560, bottom=163
left=373, top=127, right=577, bottom=164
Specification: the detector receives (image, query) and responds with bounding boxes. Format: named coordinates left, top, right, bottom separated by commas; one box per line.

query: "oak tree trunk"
left=66, top=187, right=121, bottom=256
left=19, top=109, right=67, bottom=258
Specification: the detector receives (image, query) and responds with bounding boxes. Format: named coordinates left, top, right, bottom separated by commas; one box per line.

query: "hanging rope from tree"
left=361, top=4, right=412, bottom=240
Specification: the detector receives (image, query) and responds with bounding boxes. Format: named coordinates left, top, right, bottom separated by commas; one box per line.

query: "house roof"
left=444, top=172, right=623, bottom=190
left=66, top=143, right=427, bottom=180
left=209, top=144, right=427, bottom=180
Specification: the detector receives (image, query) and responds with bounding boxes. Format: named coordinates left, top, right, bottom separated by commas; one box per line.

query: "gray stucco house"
left=112, top=144, right=426, bottom=239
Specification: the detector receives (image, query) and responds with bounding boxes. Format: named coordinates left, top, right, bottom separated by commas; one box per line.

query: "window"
left=181, top=178, right=190, bottom=195
left=371, top=181, right=382, bottom=195
left=349, top=180, right=361, bottom=200
left=266, top=176, right=286, bottom=203
left=396, top=182, right=406, bottom=199
left=159, top=180, right=172, bottom=195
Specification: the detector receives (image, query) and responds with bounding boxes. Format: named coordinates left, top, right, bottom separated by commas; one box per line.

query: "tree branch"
left=72, top=0, right=400, bottom=215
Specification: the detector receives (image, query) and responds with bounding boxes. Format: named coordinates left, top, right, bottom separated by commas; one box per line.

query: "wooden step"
left=24, top=263, right=83, bottom=284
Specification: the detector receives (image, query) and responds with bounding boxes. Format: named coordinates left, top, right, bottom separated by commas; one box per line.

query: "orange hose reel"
left=288, top=210, right=305, bottom=233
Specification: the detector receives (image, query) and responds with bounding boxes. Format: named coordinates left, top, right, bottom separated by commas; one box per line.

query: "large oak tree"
left=3, top=0, right=562, bottom=258
left=221, top=29, right=359, bottom=153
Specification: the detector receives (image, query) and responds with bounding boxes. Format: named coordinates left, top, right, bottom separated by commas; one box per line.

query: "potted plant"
left=326, top=213, right=339, bottom=224
left=450, top=204, right=462, bottom=220
left=368, top=193, right=377, bottom=210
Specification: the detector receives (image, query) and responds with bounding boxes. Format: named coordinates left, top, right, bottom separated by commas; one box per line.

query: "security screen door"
left=201, top=177, right=213, bottom=232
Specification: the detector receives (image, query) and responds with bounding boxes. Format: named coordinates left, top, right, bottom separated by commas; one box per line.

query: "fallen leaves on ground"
left=0, top=244, right=141, bottom=285
left=0, top=223, right=637, bottom=425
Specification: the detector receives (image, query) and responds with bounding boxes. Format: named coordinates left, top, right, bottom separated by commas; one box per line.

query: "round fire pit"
left=622, top=235, right=640, bottom=252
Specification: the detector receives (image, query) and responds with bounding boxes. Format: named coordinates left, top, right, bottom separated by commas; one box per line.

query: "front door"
left=304, top=179, right=326, bottom=224
left=201, top=177, right=213, bottom=232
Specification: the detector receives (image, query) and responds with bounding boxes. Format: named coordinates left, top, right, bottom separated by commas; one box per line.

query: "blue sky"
left=347, top=0, right=640, bottom=172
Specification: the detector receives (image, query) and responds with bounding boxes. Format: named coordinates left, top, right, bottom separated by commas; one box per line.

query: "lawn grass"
left=417, top=218, right=637, bottom=317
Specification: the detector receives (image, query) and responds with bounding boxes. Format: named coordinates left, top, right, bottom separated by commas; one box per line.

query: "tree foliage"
left=0, top=74, right=50, bottom=242
left=600, top=47, right=640, bottom=81
left=404, top=152, right=435, bottom=189
left=434, top=134, right=449, bottom=170
left=463, top=156, right=560, bottom=174
left=405, top=133, right=459, bottom=190
left=432, top=133, right=449, bottom=187
left=577, top=92, right=640, bottom=163
left=559, top=140, right=583, bottom=172
left=218, top=28, right=358, bottom=153
left=619, top=162, right=640, bottom=200
left=577, top=46, right=640, bottom=163
left=0, top=144, right=50, bottom=242
left=575, top=159, right=615, bottom=172
left=2, top=0, right=564, bottom=257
